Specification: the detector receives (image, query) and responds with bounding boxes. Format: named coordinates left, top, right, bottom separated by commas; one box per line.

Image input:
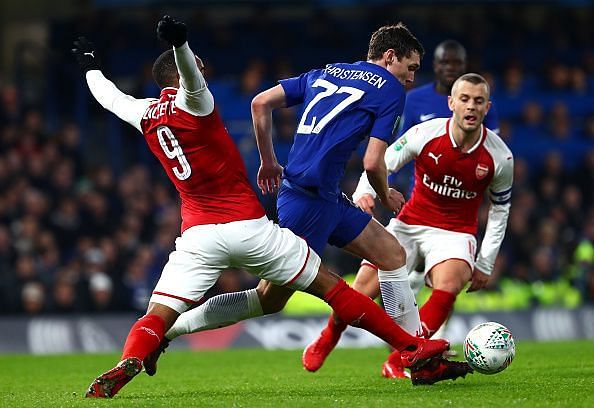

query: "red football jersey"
left=140, top=88, right=265, bottom=231
left=388, top=118, right=513, bottom=235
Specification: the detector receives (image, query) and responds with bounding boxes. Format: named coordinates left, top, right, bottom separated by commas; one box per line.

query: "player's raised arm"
left=251, top=85, right=287, bottom=194
left=469, top=150, right=514, bottom=292
left=73, top=37, right=151, bottom=132
left=156, top=15, right=214, bottom=117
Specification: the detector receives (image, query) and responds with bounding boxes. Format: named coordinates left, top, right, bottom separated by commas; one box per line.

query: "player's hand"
left=466, top=268, right=490, bottom=292
left=355, top=193, right=376, bottom=215
left=157, top=15, right=188, bottom=47
left=257, top=162, right=283, bottom=195
left=72, top=37, right=101, bottom=73
left=379, top=188, right=405, bottom=214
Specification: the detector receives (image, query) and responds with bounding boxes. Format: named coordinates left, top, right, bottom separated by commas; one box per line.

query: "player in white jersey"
left=303, top=73, right=513, bottom=380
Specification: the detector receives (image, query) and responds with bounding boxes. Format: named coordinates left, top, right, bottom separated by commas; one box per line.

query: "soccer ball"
left=463, top=322, right=515, bottom=374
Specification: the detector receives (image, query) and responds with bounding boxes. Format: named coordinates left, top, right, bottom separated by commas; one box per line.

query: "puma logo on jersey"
left=84, top=51, right=95, bottom=58
left=419, top=113, right=436, bottom=122
left=428, top=152, right=442, bottom=165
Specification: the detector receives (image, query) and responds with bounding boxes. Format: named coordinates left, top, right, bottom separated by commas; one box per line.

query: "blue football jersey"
left=397, top=82, right=500, bottom=136
left=279, top=61, right=405, bottom=201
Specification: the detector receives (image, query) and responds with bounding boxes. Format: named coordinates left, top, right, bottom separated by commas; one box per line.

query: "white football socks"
left=166, top=288, right=263, bottom=340
left=378, top=266, right=423, bottom=337
left=407, top=270, right=426, bottom=296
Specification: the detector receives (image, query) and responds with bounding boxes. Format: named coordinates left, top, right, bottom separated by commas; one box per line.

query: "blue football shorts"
left=277, top=181, right=372, bottom=255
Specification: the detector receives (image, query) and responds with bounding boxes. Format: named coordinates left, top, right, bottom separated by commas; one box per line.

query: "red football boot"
left=85, top=357, right=142, bottom=398
left=143, top=338, right=170, bottom=376
left=400, top=338, right=450, bottom=368
left=411, top=357, right=474, bottom=385
left=381, top=350, right=410, bottom=379
left=302, top=327, right=342, bottom=372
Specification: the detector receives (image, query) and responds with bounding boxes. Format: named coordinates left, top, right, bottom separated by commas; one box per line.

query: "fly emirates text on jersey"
left=422, top=174, right=478, bottom=199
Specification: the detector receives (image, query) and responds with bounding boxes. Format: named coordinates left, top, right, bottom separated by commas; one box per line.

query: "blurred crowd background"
left=1, top=1, right=593, bottom=315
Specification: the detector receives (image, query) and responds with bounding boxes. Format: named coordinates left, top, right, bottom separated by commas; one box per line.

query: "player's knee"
left=393, top=243, right=406, bottom=265
left=257, top=292, right=285, bottom=314
left=260, top=299, right=285, bottom=314
left=376, top=240, right=406, bottom=270
left=255, top=281, right=290, bottom=315
left=430, top=263, right=471, bottom=294
left=432, top=275, right=465, bottom=295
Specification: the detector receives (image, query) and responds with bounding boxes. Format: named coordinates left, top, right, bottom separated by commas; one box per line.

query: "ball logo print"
left=464, top=322, right=515, bottom=375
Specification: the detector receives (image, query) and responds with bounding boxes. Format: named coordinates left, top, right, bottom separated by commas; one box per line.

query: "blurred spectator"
left=570, top=67, right=588, bottom=94
left=21, top=282, right=46, bottom=314
left=1, top=84, right=20, bottom=123
left=50, top=196, right=81, bottom=254
left=89, top=272, right=115, bottom=312
left=52, top=275, right=81, bottom=313
left=530, top=246, right=561, bottom=282
left=503, top=65, right=524, bottom=95
left=548, top=102, right=573, bottom=140
left=521, top=101, right=544, bottom=132
left=547, top=62, right=571, bottom=91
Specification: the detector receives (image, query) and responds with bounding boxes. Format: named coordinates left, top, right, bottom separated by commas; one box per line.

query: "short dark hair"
left=367, top=23, right=424, bottom=61
left=434, top=39, right=467, bottom=61
left=452, top=73, right=490, bottom=96
left=152, top=50, right=178, bottom=89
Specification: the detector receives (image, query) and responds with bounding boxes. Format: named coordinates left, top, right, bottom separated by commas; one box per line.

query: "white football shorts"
left=362, top=218, right=477, bottom=287
left=150, top=216, right=321, bottom=313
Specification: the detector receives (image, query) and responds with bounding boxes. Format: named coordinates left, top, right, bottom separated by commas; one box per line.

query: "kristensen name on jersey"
left=324, top=64, right=388, bottom=89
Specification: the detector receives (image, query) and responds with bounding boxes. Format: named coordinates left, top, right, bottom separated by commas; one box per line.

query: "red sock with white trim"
left=121, top=314, right=166, bottom=361
left=419, top=289, right=456, bottom=338
left=324, top=280, right=418, bottom=351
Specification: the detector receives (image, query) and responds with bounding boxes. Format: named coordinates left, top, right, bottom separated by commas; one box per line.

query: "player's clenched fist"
left=354, top=193, right=375, bottom=215
left=72, top=37, right=100, bottom=73
left=381, top=188, right=405, bottom=214
left=157, top=15, right=188, bottom=47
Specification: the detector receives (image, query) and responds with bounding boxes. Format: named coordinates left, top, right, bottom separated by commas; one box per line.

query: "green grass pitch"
left=1, top=341, right=593, bottom=407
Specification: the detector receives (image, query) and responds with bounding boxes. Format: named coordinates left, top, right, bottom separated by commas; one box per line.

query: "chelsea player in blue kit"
left=253, top=26, right=424, bottom=372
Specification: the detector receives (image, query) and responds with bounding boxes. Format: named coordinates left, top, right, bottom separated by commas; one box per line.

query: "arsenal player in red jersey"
left=74, top=15, right=448, bottom=398
left=303, top=73, right=513, bottom=379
